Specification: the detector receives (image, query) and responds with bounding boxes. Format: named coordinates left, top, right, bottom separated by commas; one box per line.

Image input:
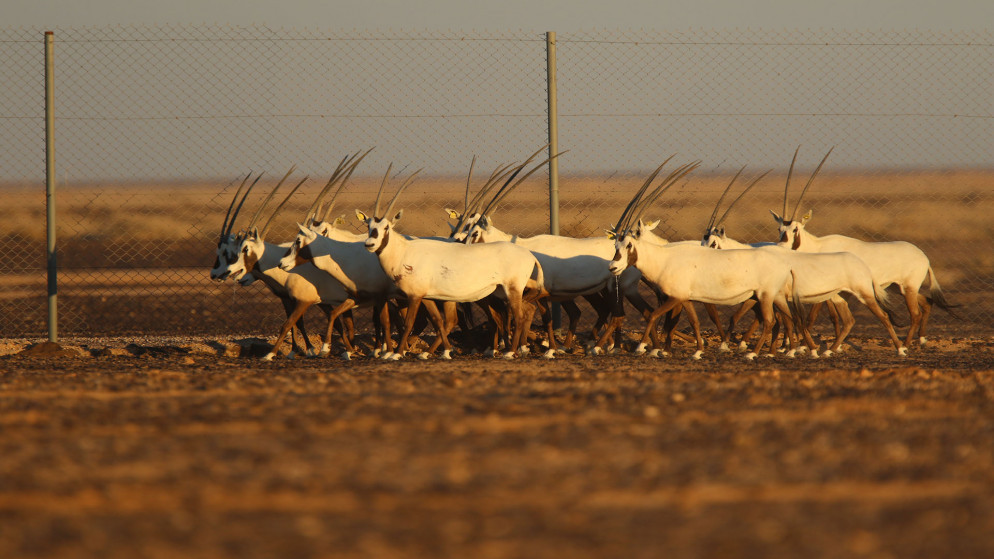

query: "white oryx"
left=278, top=149, right=410, bottom=360
left=212, top=169, right=342, bottom=357
left=460, top=157, right=698, bottom=356
left=361, top=152, right=553, bottom=360
left=771, top=147, right=958, bottom=349
left=599, top=163, right=802, bottom=360
left=223, top=168, right=359, bottom=361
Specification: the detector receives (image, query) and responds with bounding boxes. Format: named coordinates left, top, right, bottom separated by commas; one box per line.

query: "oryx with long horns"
left=361, top=149, right=552, bottom=359
left=771, top=147, right=958, bottom=349
left=598, top=159, right=804, bottom=360
left=221, top=166, right=360, bottom=361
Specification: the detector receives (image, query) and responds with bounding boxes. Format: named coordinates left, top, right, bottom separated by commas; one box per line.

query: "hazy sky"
left=8, top=0, right=993, bottom=31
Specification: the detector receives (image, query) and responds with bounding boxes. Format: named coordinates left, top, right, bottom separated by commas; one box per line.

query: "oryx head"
left=610, top=229, right=639, bottom=275
left=609, top=158, right=701, bottom=275
left=279, top=224, right=320, bottom=272
left=361, top=164, right=420, bottom=254
left=226, top=167, right=305, bottom=283
left=772, top=146, right=832, bottom=250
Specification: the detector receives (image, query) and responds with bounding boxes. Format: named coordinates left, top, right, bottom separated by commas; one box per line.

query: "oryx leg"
left=420, top=300, right=454, bottom=359
left=916, top=293, right=933, bottom=346
left=724, top=299, right=757, bottom=349
left=747, top=297, right=777, bottom=360
left=824, top=298, right=855, bottom=355
left=901, top=287, right=924, bottom=349
left=279, top=295, right=314, bottom=357
left=264, top=298, right=315, bottom=361
left=322, top=299, right=358, bottom=358
left=561, top=299, right=583, bottom=350
left=703, top=303, right=726, bottom=344
left=394, top=296, right=424, bottom=358
left=636, top=296, right=683, bottom=355
left=682, top=302, right=706, bottom=359
left=505, top=288, right=529, bottom=359
left=864, top=295, right=907, bottom=356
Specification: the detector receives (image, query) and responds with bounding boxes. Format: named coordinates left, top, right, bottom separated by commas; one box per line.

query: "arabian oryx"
left=597, top=161, right=803, bottom=360
left=699, top=166, right=851, bottom=352
left=361, top=154, right=552, bottom=360
left=460, top=156, right=696, bottom=357
left=223, top=167, right=359, bottom=361
left=212, top=169, right=349, bottom=358
left=771, top=147, right=958, bottom=349
left=278, top=149, right=410, bottom=360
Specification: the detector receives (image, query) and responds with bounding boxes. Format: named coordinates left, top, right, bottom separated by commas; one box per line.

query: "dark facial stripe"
left=374, top=227, right=390, bottom=255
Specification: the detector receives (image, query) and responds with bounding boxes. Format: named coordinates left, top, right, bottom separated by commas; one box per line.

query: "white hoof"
left=719, top=342, right=731, bottom=353
left=786, top=349, right=797, bottom=358
left=738, top=341, right=749, bottom=352
left=919, top=336, right=927, bottom=347
left=797, top=346, right=810, bottom=355
left=898, top=347, right=908, bottom=357
left=744, top=352, right=757, bottom=361
left=372, top=348, right=382, bottom=358
left=763, top=353, right=775, bottom=358
left=821, top=349, right=833, bottom=358
left=649, top=349, right=669, bottom=358
left=518, top=345, right=531, bottom=356
left=417, top=352, right=430, bottom=360
left=341, top=351, right=352, bottom=361
left=441, top=349, right=452, bottom=360
left=592, top=346, right=604, bottom=356
left=261, top=353, right=276, bottom=362
left=691, top=350, right=703, bottom=360
left=543, top=349, right=556, bottom=359
left=319, top=343, right=331, bottom=357
left=502, top=351, right=516, bottom=360
left=634, top=342, right=648, bottom=355
left=809, top=350, right=820, bottom=359
left=606, top=343, right=615, bottom=352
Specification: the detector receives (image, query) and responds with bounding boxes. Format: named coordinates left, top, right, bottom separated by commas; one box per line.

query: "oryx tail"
left=925, top=267, right=960, bottom=317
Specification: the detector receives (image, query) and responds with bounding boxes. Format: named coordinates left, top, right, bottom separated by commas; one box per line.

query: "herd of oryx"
left=209, top=145, right=958, bottom=362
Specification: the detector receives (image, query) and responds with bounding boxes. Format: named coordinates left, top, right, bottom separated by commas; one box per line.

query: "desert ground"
left=1, top=169, right=993, bottom=557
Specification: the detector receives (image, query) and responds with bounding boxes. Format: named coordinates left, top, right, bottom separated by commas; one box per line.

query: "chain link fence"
left=1, top=25, right=991, bottom=339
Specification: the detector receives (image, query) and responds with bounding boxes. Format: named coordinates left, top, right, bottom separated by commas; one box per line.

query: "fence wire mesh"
left=1, top=25, right=991, bottom=339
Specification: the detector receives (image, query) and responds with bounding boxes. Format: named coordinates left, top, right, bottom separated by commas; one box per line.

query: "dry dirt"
left=1, top=331, right=993, bottom=559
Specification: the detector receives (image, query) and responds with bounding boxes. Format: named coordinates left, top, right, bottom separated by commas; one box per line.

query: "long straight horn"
left=220, top=172, right=252, bottom=238
left=321, top=147, right=374, bottom=222
left=303, top=153, right=353, bottom=222
left=373, top=163, right=393, bottom=218
left=706, top=166, right=746, bottom=231
left=463, top=155, right=476, bottom=215
left=227, top=172, right=265, bottom=236
left=790, top=146, right=834, bottom=221
left=716, top=169, right=772, bottom=227
left=783, top=146, right=800, bottom=219
left=382, top=168, right=423, bottom=219
left=630, top=160, right=700, bottom=229
left=260, top=176, right=308, bottom=239
left=247, top=165, right=296, bottom=231
left=614, top=157, right=672, bottom=234
left=480, top=150, right=567, bottom=219
left=625, top=155, right=682, bottom=230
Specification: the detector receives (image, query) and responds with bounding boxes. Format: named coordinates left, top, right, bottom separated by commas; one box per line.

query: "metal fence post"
left=546, top=31, right=562, bottom=330
left=45, top=31, right=57, bottom=343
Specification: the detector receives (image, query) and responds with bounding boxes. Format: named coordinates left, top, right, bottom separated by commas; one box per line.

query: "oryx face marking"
left=609, top=236, right=636, bottom=275
left=365, top=217, right=391, bottom=254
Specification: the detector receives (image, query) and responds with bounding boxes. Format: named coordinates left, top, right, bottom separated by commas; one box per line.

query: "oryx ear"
left=645, top=219, right=659, bottom=231
left=355, top=209, right=369, bottom=223
left=249, top=226, right=260, bottom=239
left=718, top=226, right=726, bottom=237
left=801, top=209, right=812, bottom=224
left=605, top=229, right=616, bottom=240
left=445, top=208, right=460, bottom=220
left=333, top=215, right=346, bottom=226
left=297, top=223, right=309, bottom=235
left=392, top=209, right=404, bottom=221
left=769, top=210, right=784, bottom=224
